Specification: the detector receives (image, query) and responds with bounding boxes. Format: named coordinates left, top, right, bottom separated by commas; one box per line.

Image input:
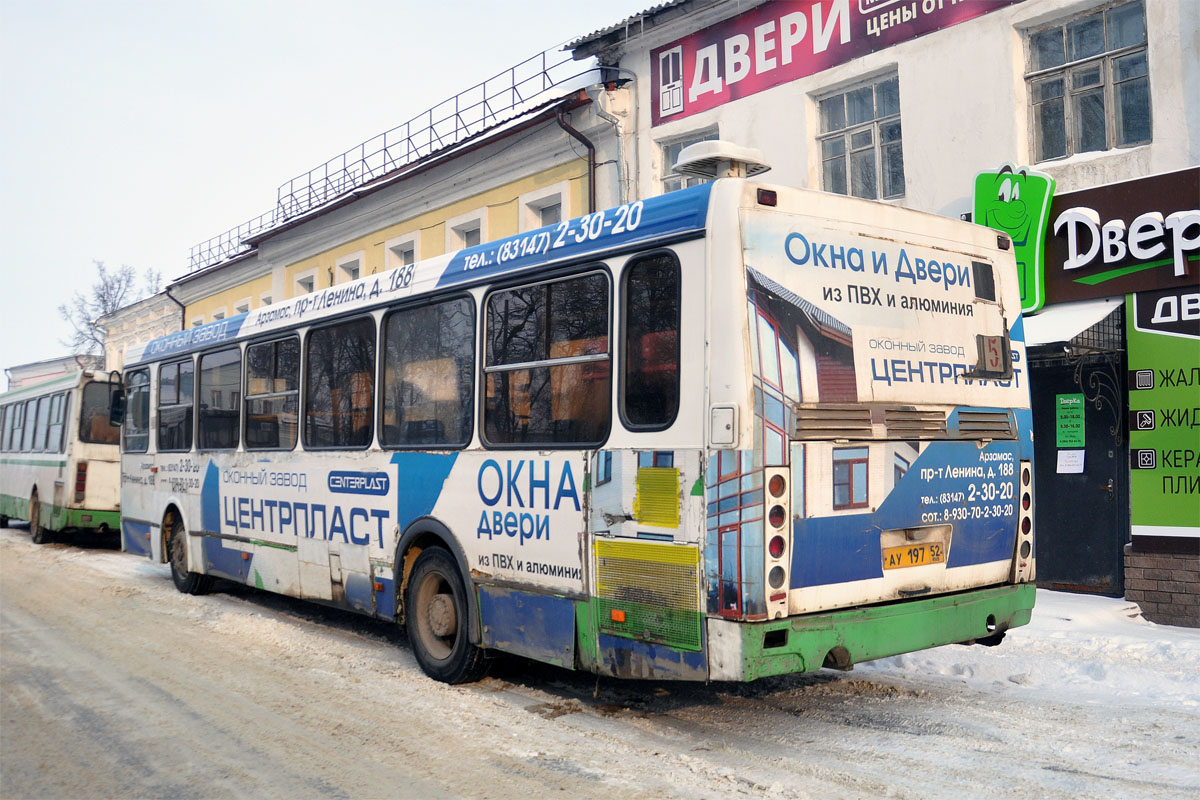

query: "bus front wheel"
left=168, top=517, right=212, bottom=595
left=29, top=494, right=50, bottom=545
left=405, top=547, right=489, bottom=684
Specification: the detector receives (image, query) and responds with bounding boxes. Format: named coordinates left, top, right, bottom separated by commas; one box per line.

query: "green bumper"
left=727, top=584, right=1036, bottom=682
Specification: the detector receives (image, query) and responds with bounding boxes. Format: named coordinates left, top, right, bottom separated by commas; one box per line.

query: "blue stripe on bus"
left=136, top=313, right=249, bottom=363
left=122, top=519, right=152, bottom=558
left=389, top=452, right=459, bottom=529
left=436, top=182, right=713, bottom=289
left=791, top=440, right=1022, bottom=588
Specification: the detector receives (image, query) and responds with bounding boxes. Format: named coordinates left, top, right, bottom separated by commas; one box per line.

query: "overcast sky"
left=0, top=0, right=651, bottom=376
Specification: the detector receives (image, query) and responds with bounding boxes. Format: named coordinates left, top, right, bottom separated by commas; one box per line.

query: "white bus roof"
left=124, top=183, right=715, bottom=367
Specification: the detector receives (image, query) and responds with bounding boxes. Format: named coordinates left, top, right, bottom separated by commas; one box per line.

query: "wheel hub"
left=427, top=593, right=457, bottom=638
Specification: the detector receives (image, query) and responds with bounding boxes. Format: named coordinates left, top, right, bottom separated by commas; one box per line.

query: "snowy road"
left=2, top=526, right=1198, bottom=800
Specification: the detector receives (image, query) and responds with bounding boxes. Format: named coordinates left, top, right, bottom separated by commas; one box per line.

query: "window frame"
left=197, top=345, right=243, bottom=451
left=659, top=128, right=719, bottom=194
left=243, top=335, right=301, bottom=452
left=481, top=267, right=613, bottom=449
left=379, top=293, right=477, bottom=451
left=620, top=250, right=682, bottom=433
left=816, top=73, right=904, bottom=200
left=78, top=382, right=119, bottom=446
left=157, top=357, right=195, bottom=453
left=303, top=314, right=377, bottom=451
left=833, top=447, right=870, bottom=510
left=122, top=369, right=151, bottom=454
left=1024, top=0, right=1151, bottom=162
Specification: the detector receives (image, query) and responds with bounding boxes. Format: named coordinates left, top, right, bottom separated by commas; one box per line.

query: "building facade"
left=569, top=0, right=1198, bottom=624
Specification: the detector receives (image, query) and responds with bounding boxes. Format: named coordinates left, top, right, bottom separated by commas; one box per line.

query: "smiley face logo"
left=974, top=163, right=1056, bottom=314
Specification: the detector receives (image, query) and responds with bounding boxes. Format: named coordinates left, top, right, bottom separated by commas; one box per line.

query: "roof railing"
left=187, top=45, right=599, bottom=274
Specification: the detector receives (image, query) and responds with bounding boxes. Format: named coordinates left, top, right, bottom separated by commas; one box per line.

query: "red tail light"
left=74, top=461, right=87, bottom=503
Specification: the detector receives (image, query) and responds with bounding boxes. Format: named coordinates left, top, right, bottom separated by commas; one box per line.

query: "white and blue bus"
left=119, top=147, right=1036, bottom=683
left=0, top=370, right=122, bottom=542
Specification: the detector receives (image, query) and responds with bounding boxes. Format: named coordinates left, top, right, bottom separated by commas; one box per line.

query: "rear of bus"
left=704, top=179, right=1036, bottom=681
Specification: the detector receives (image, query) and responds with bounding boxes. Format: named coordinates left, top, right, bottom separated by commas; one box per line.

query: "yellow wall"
left=185, top=159, right=587, bottom=325
left=186, top=274, right=273, bottom=326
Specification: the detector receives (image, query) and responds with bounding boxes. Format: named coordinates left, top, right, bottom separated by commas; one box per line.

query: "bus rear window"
left=80, top=382, right=119, bottom=445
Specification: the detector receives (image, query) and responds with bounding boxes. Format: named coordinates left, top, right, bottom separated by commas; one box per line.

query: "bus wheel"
left=405, top=547, right=489, bottom=684
left=167, top=516, right=212, bottom=595
left=29, top=495, right=50, bottom=545
left=0, top=515, right=9, bottom=528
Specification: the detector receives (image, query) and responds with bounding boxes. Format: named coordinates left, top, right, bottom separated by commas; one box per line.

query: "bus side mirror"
left=109, top=388, right=126, bottom=427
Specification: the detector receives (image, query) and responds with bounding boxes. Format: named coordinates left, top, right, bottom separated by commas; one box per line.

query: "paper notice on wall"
left=1057, top=450, right=1085, bottom=474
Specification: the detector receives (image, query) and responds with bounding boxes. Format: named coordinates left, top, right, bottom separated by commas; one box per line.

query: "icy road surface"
left=1, top=526, right=1197, bottom=799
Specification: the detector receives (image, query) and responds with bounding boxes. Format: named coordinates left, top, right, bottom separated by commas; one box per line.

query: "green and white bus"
left=0, top=370, right=122, bottom=542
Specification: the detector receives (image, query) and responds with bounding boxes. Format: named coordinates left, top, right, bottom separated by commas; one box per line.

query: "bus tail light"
left=1012, top=460, right=1035, bottom=583
left=764, top=467, right=791, bottom=619
left=74, top=461, right=88, bottom=503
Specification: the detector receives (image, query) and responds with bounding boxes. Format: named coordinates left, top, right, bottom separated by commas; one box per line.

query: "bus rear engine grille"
left=595, top=540, right=701, bottom=651
left=884, top=408, right=948, bottom=438
left=791, top=405, right=873, bottom=439
left=955, top=410, right=1017, bottom=440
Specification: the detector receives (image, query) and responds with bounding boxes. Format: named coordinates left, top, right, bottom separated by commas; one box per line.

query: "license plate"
left=882, top=541, right=947, bottom=570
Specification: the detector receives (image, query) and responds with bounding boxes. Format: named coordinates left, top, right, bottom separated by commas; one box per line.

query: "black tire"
left=29, top=496, right=51, bottom=545
left=167, top=516, right=212, bottom=595
left=405, top=547, right=489, bottom=684
left=0, top=514, right=9, bottom=528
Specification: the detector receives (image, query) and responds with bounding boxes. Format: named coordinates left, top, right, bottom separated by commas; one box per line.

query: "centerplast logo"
left=328, top=471, right=390, bottom=496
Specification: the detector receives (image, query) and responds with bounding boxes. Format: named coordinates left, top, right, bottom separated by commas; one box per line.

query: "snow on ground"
left=858, top=589, right=1200, bottom=710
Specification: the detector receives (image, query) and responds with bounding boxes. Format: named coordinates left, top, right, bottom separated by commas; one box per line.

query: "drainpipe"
left=164, top=285, right=187, bottom=331
left=593, top=68, right=639, bottom=206
left=556, top=109, right=596, bottom=214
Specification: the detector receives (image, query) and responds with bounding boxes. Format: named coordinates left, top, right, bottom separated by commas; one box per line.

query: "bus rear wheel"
left=405, top=547, right=489, bottom=684
left=168, top=516, right=212, bottom=595
left=29, top=494, right=50, bottom=545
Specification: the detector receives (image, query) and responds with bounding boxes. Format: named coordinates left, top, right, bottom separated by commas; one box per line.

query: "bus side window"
left=123, top=370, right=150, bottom=453
left=158, top=359, right=194, bottom=452
left=484, top=271, right=610, bottom=446
left=245, top=337, right=299, bottom=451
left=21, top=399, right=37, bottom=452
left=198, top=347, right=242, bottom=450
left=622, top=252, right=681, bottom=430
left=381, top=296, right=474, bottom=448
left=305, top=316, right=375, bottom=449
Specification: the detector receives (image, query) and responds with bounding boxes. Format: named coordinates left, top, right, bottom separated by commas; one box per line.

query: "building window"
left=158, top=358, right=194, bottom=452
left=833, top=447, right=869, bottom=509
left=235, top=299, right=251, bottom=315
left=818, top=75, right=903, bottom=200
left=304, top=317, right=375, bottom=449
left=484, top=271, right=611, bottom=446
left=245, top=337, right=299, bottom=450
left=338, top=254, right=362, bottom=283
left=894, top=453, right=910, bottom=484
left=1027, top=1, right=1149, bottom=161
left=191, top=317, right=204, bottom=328
left=198, top=347, right=241, bottom=450
left=211, top=308, right=226, bottom=321
left=661, top=129, right=718, bottom=193
left=381, top=296, right=475, bottom=448
left=387, top=235, right=418, bottom=268
left=295, top=272, right=315, bottom=295
left=638, top=451, right=674, bottom=469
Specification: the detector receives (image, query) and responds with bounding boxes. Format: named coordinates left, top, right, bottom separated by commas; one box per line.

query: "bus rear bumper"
left=707, top=583, right=1036, bottom=682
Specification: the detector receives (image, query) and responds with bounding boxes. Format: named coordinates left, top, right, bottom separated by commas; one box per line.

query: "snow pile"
left=858, top=589, right=1200, bottom=709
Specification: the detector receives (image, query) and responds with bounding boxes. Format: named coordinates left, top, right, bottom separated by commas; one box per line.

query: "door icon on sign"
left=658, top=47, right=684, bottom=117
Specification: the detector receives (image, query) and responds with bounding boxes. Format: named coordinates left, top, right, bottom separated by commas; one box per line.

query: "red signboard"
left=651, top=0, right=1024, bottom=126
